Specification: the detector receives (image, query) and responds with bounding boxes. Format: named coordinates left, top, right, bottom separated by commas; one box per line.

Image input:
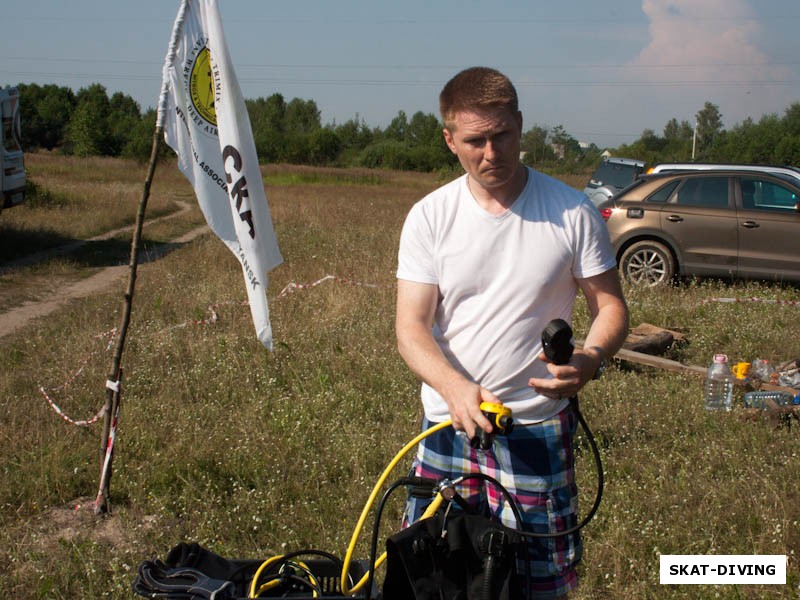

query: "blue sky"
left=2, top=0, right=799, bottom=148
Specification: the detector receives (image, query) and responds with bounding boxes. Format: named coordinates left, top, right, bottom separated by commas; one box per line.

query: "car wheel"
left=619, top=240, right=676, bottom=286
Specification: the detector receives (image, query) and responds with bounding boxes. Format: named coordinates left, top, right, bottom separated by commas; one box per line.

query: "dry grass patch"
left=1, top=157, right=798, bottom=599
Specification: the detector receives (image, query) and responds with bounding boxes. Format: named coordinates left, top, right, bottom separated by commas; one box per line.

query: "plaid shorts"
left=402, top=405, right=581, bottom=599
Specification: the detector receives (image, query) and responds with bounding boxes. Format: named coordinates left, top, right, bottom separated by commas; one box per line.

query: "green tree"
left=284, top=98, right=320, bottom=135
left=332, top=115, right=374, bottom=165
left=695, top=101, right=723, bottom=157
left=66, top=103, right=103, bottom=156
left=283, top=98, right=321, bottom=164
left=663, top=118, right=692, bottom=142
left=334, top=115, right=373, bottom=151
left=65, top=83, right=114, bottom=156
left=750, top=114, right=784, bottom=164
left=358, top=109, right=453, bottom=171
left=521, top=125, right=553, bottom=164
left=384, top=110, right=408, bottom=142
left=663, top=119, right=694, bottom=161
left=776, top=103, right=800, bottom=165
left=783, top=102, right=800, bottom=136
left=247, top=94, right=287, bottom=162
left=407, top=111, right=452, bottom=170
left=121, top=109, right=171, bottom=162
left=107, top=92, right=142, bottom=156
left=357, top=139, right=410, bottom=170
left=406, top=111, right=441, bottom=146
left=706, top=118, right=749, bottom=163
left=307, top=128, right=341, bottom=165
left=549, top=125, right=582, bottom=161
left=17, top=83, right=76, bottom=150
left=774, top=135, right=800, bottom=166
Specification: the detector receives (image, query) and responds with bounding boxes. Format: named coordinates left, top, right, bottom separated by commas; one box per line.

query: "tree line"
left=614, top=101, right=800, bottom=168
left=10, top=82, right=800, bottom=171
left=12, top=82, right=456, bottom=171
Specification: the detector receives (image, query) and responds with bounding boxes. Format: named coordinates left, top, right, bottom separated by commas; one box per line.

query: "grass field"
left=0, top=154, right=798, bottom=598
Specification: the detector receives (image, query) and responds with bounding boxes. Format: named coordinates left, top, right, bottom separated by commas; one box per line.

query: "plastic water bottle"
left=704, top=354, right=733, bottom=411
left=742, top=391, right=795, bottom=409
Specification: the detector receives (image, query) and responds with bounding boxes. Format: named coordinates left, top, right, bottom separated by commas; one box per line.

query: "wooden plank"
left=615, top=346, right=708, bottom=377
left=576, top=338, right=704, bottom=376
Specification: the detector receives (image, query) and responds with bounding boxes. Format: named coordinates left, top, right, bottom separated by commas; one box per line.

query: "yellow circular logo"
left=189, top=47, right=217, bottom=126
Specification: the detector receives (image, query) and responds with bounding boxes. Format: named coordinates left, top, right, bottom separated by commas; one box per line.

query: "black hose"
left=250, top=549, right=347, bottom=598
left=516, top=398, right=603, bottom=539
left=453, top=472, right=530, bottom=600
left=253, top=572, right=321, bottom=596
left=482, top=554, right=496, bottom=600
left=365, top=477, right=436, bottom=600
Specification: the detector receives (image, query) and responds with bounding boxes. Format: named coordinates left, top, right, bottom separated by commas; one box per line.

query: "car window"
left=740, top=177, right=799, bottom=212
left=590, top=162, right=643, bottom=189
left=646, top=180, right=681, bottom=203
left=672, top=177, right=729, bottom=208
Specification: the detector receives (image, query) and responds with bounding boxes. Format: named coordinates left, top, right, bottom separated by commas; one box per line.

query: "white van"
left=1, top=86, right=25, bottom=215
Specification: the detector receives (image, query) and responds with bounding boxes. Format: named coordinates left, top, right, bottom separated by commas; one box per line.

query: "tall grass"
left=0, top=156, right=798, bottom=598
left=0, top=153, right=206, bottom=312
left=2, top=154, right=189, bottom=249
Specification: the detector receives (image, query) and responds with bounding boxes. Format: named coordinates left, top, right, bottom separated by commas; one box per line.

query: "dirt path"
left=0, top=204, right=209, bottom=340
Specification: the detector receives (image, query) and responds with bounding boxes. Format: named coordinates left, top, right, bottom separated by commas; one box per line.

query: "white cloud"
left=634, top=0, right=773, bottom=80
left=618, top=0, right=795, bottom=131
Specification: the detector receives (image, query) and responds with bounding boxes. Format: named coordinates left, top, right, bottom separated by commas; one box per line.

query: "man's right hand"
left=442, top=380, right=500, bottom=440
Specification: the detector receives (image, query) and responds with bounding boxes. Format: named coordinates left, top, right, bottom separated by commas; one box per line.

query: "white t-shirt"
left=397, top=167, right=616, bottom=424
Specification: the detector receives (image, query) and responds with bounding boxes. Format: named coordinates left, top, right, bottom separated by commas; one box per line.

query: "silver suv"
left=648, top=162, right=800, bottom=186
left=583, top=157, right=645, bottom=206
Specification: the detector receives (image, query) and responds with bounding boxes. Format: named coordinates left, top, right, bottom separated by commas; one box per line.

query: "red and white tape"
left=38, top=328, right=117, bottom=427
left=276, top=274, right=392, bottom=299
left=167, top=303, right=221, bottom=330
left=40, top=275, right=394, bottom=425
left=39, top=386, right=106, bottom=427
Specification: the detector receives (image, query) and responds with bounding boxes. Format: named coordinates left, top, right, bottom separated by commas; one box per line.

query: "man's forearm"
left=578, top=268, right=630, bottom=368
left=583, top=301, right=629, bottom=361
left=397, top=322, right=498, bottom=435
left=395, top=279, right=499, bottom=434
left=397, top=324, right=468, bottom=397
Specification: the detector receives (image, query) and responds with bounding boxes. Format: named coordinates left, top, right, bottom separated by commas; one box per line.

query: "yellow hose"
left=249, top=557, right=321, bottom=598
left=339, top=420, right=451, bottom=596
left=248, top=555, right=285, bottom=598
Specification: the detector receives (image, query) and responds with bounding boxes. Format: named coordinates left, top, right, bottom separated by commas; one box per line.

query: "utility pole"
left=691, top=122, right=698, bottom=161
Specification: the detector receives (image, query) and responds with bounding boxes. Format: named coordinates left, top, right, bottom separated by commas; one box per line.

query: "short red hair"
left=439, top=67, right=519, bottom=130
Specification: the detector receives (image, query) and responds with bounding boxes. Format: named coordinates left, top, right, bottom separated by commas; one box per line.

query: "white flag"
left=157, top=0, right=283, bottom=349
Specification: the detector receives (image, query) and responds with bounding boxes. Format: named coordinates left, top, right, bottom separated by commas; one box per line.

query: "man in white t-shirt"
left=395, top=67, right=629, bottom=598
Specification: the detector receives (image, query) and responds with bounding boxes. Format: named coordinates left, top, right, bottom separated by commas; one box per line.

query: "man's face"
left=443, top=106, right=523, bottom=192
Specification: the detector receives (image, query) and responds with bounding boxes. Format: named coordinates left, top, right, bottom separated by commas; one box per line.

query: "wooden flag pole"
left=94, top=125, right=164, bottom=515
left=93, top=0, right=188, bottom=515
